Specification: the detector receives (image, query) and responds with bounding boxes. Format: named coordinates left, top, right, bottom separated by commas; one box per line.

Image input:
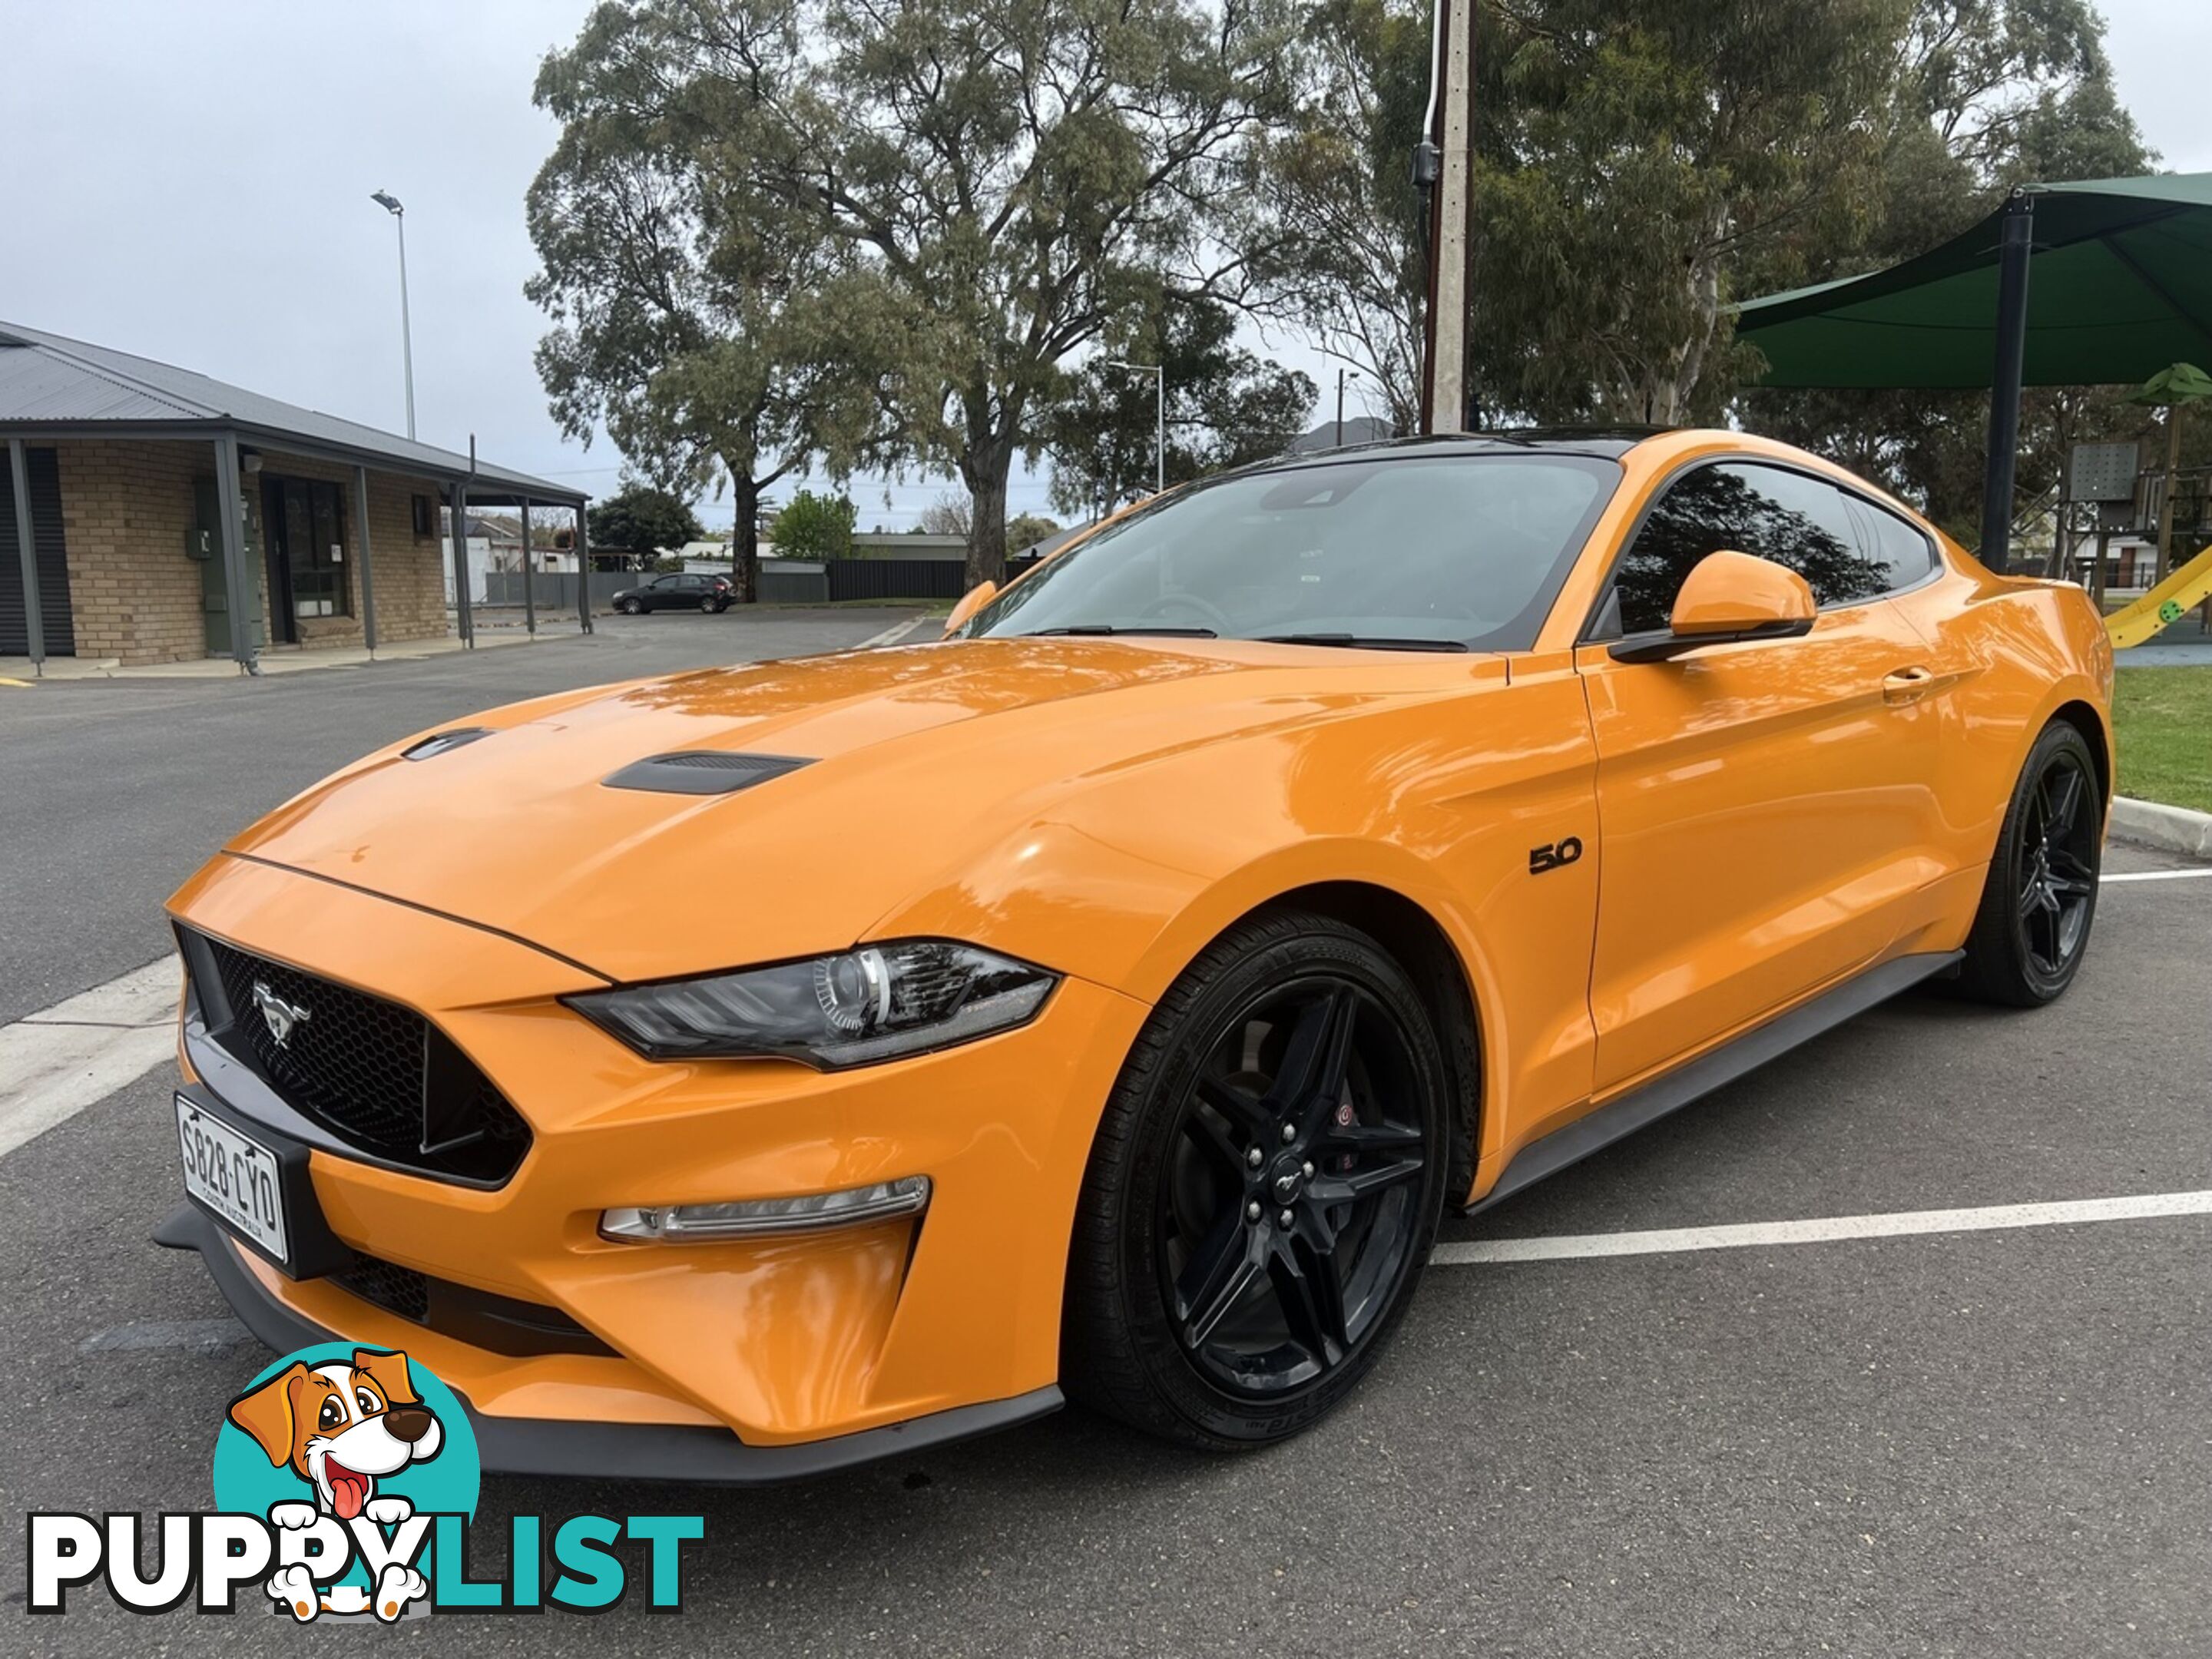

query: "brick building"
left=0, top=321, right=588, bottom=670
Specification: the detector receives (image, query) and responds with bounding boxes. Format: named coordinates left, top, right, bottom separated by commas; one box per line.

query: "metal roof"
left=0, top=320, right=586, bottom=505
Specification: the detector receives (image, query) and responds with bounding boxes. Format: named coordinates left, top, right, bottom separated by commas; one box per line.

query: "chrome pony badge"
left=252, top=981, right=311, bottom=1049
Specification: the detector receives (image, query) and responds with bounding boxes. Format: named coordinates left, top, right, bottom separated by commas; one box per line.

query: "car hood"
left=220, top=637, right=1452, bottom=984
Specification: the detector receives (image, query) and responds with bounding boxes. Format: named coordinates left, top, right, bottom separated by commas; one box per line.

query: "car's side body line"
left=1462, top=949, right=1962, bottom=1216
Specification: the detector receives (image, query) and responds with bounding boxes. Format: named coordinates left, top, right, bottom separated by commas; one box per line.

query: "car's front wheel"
left=1063, top=911, right=1449, bottom=1449
left=1952, top=720, right=2102, bottom=1006
left=618, top=597, right=644, bottom=615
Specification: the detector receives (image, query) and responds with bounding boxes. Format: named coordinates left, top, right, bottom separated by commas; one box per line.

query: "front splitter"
left=154, top=1204, right=1064, bottom=1485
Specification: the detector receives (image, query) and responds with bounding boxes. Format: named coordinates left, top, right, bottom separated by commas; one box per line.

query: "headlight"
left=565, top=941, right=1058, bottom=1068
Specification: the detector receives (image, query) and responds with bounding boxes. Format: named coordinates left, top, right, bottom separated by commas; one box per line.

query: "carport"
left=0, top=320, right=592, bottom=674
left=1734, top=171, right=2212, bottom=575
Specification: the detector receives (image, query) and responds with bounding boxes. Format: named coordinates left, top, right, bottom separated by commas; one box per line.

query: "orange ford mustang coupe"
left=161, top=429, right=2112, bottom=1476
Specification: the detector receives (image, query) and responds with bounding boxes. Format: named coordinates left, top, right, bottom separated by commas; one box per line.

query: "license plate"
left=175, top=1094, right=288, bottom=1263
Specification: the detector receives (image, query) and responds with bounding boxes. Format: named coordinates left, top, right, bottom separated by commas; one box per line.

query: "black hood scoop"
left=601, top=751, right=814, bottom=796
left=402, top=727, right=493, bottom=760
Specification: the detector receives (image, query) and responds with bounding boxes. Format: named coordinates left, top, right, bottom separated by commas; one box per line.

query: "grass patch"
left=2112, top=666, right=2212, bottom=813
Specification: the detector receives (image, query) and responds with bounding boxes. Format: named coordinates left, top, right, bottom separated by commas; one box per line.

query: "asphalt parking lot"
left=2, top=616, right=2206, bottom=1655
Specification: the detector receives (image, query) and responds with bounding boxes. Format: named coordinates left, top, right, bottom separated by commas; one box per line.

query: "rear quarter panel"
left=1890, top=541, right=2115, bottom=879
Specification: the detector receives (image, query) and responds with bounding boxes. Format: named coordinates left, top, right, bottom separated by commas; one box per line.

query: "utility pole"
left=1419, top=0, right=1475, bottom=435
left=1336, top=368, right=1346, bottom=447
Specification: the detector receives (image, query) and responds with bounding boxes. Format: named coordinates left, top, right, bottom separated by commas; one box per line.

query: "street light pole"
left=370, top=190, right=416, bottom=440
left=1104, top=359, right=1165, bottom=495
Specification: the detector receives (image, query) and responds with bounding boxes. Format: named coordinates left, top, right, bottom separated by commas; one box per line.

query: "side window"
left=1846, top=497, right=1936, bottom=590
left=1607, top=462, right=1889, bottom=636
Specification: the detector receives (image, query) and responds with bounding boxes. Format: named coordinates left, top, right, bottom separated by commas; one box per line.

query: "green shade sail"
left=1735, top=173, right=2212, bottom=389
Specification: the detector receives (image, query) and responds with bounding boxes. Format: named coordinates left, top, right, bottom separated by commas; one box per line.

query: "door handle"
left=1881, top=666, right=1939, bottom=704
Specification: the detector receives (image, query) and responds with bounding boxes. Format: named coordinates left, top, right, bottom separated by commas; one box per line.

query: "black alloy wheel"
left=2015, top=747, right=2098, bottom=981
left=619, top=596, right=644, bottom=615
left=1162, top=977, right=1429, bottom=1396
left=1954, top=720, right=2102, bottom=1006
left=1064, top=912, right=1450, bottom=1448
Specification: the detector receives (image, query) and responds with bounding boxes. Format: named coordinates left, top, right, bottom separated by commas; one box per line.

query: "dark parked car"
left=611, top=573, right=731, bottom=614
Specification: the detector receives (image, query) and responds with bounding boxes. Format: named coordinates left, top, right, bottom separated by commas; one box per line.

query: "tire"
left=1952, top=720, right=2102, bottom=1007
left=618, top=598, right=644, bottom=616
left=707, top=598, right=729, bottom=614
left=1061, top=910, right=1450, bottom=1450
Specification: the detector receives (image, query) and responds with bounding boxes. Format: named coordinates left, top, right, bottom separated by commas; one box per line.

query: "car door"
left=647, top=575, right=680, bottom=611
left=1574, top=459, right=1952, bottom=1094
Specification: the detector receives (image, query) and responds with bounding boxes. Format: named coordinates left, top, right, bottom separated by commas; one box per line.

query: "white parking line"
left=80, top=1318, right=253, bottom=1356
left=2101, top=867, right=2212, bottom=883
left=1432, top=1189, right=2212, bottom=1266
left=0, top=957, right=179, bottom=1159
left=857, top=614, right=930, bottom=648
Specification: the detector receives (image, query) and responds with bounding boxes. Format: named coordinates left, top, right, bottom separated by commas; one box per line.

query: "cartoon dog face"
left=227, top=1349, right=444, bottom=1520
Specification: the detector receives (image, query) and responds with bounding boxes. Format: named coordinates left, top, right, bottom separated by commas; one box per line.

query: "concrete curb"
left=2111, top=796, right=2212, bottom=860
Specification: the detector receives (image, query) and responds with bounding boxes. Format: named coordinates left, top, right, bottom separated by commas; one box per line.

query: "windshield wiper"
left=1026, top=624, right=1218, bottom=637
left=1255, top=633, right=1469, bottom=653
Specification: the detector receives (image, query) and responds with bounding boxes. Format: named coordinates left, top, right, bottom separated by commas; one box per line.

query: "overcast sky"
left=2, top=0, right=2204, bottom=532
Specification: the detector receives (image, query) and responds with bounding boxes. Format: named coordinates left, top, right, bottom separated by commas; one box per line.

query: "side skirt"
left=1464, top=950, right=1963, bottom=1217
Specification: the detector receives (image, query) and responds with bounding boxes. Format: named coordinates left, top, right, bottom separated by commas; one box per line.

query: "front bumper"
left=164, top=853, right=1151, bottom=1460
left=155, top=1204, right=1061, bottom=1481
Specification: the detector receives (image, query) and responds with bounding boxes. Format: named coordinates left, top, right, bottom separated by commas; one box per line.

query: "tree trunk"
left=730, top=476, right=760, bottom=604
left=1663, top=205, right=1731, bottom=424
left=962, top=442, right=1011, bottom=591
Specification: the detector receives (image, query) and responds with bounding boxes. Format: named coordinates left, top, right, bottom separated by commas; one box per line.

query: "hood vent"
left=403, top=727, right=493, bottom=760
left=602, top=751, right=814, bottom=796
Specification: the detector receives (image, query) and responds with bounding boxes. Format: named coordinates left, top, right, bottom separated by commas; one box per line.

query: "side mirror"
left=1610, top=550, right=1816, bottom=663
left=943, top=579, right=998, bottom=637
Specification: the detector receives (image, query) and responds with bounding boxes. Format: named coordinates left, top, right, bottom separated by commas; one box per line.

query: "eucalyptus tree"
left=1041, top=293, right=1314, bottom=517
left=551, top=0, right=1293, bottom=588
left=1243, top=0, right=1435, bottom=434
left=528, top=2, right=888, bottom=601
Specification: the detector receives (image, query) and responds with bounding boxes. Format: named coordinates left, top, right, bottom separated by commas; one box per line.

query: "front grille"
left=333, top=1250, right=612, bottom=1358
left=190, top=931, right=529, bottom=1184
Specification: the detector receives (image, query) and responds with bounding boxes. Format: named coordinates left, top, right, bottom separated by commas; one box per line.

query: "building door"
left=0, top=446, right=76, bottom=657
left=260, top=476, right=349, bottom=644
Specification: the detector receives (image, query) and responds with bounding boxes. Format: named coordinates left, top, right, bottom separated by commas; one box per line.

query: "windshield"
left=966, top=453, right=1620, bottom=651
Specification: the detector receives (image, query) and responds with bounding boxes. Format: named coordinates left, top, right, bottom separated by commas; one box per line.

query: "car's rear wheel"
left=1952, top=720, right=2102, bottom=1006
left=1063, top=911, right=1449, bottom=1449
left=618, top=597, right=644, bottom=615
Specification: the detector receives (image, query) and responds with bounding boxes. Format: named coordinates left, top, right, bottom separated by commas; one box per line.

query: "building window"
left=412, top=493, right=435, bottom=537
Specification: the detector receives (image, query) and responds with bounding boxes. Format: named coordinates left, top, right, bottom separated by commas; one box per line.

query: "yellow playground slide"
left=2104, top=541, right=2212, bottom=649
